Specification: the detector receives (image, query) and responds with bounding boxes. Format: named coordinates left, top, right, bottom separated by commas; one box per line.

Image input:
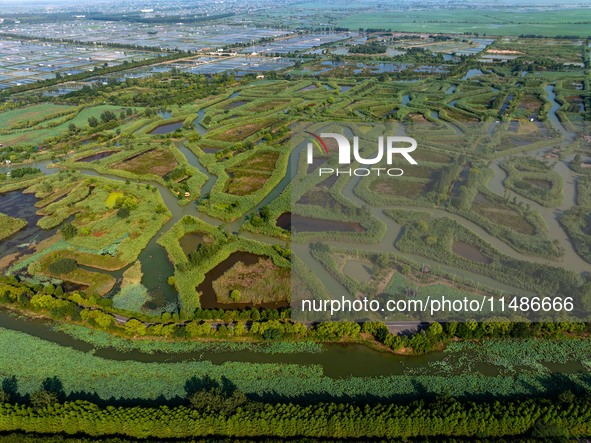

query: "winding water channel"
left=294, top=85, right=589, bottom=306
left=487, top=85, right=587, bottom=273
left=0, top=83, right=589, bottom=370
left=0, top=102, right=296, bottom=311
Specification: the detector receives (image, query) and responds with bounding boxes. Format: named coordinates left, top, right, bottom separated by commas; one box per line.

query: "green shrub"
left=230, top=289, right=241, bottom=302
left=59, top=223, right=78, bottom=240
left=47, top=258, right=78, bottom=275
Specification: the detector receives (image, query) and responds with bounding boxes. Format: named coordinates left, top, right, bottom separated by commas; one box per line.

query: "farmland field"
left=0, top=103, right=73, bottom=129
left=114, top=149, right=178, bottom=177
left=338, top=9, right=591, bottom=37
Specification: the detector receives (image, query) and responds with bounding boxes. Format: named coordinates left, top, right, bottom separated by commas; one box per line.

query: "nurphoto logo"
left=304, top=131, right=418, bottom=177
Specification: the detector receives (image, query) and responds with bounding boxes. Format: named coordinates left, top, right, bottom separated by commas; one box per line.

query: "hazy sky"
left=0, top=0, right=589, bottom=11
left=0, top=0, right=589, bottom=4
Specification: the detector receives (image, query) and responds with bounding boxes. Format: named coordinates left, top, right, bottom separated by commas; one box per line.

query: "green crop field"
left=0, top=103, right=73, bottom=130
left=338, top=9, right=591, bottom=36
left=0, top=105, right=136, bottom=147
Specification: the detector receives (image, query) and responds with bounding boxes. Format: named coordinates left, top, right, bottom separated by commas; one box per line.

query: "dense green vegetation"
left=501, top=157, right=563, bottom=207
left=157, top=216, right=290, bottom=316
left=0, top=213, right=26, bottom=241
left=1, top=394, right=591, bottom=439
left=54, top=323, right=323, bottom=354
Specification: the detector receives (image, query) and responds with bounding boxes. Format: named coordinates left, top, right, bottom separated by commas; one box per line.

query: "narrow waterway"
left=56, top=120, right=296, bottom=307
left=293, top=101, right=588, bottom=308
left=0, top=308, right=431, bottom=378
left=485, top=84, right=587, bottom=273
left=545, top=85, right=570, bottom=139
left=2, top=309, right=586, bottom=378
left=193, top=108, right=208, bottom=135
left=0, top=191, right=55, bottom=257
left=176, top=142, right=217, bottom=197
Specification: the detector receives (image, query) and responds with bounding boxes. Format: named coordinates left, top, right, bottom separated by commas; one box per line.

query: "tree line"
left=1, top=276, right=590, bottom=356
left=0, top=374, right=588, bottom=440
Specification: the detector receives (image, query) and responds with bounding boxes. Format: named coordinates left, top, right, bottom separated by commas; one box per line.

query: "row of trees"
left=0, top=377, right=588, bottom=439
left=363, top=319, right=588, bottom=354
left=2, top=275, right=591, bottom=355
left=94, top=71, right=236, bottom=108
left=1, top=167, right=40, bottom=179
left=87, top=109, right=133, bottom=128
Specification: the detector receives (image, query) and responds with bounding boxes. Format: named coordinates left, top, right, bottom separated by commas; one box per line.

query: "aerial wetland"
left=0, top=20, right=589, bottom=430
